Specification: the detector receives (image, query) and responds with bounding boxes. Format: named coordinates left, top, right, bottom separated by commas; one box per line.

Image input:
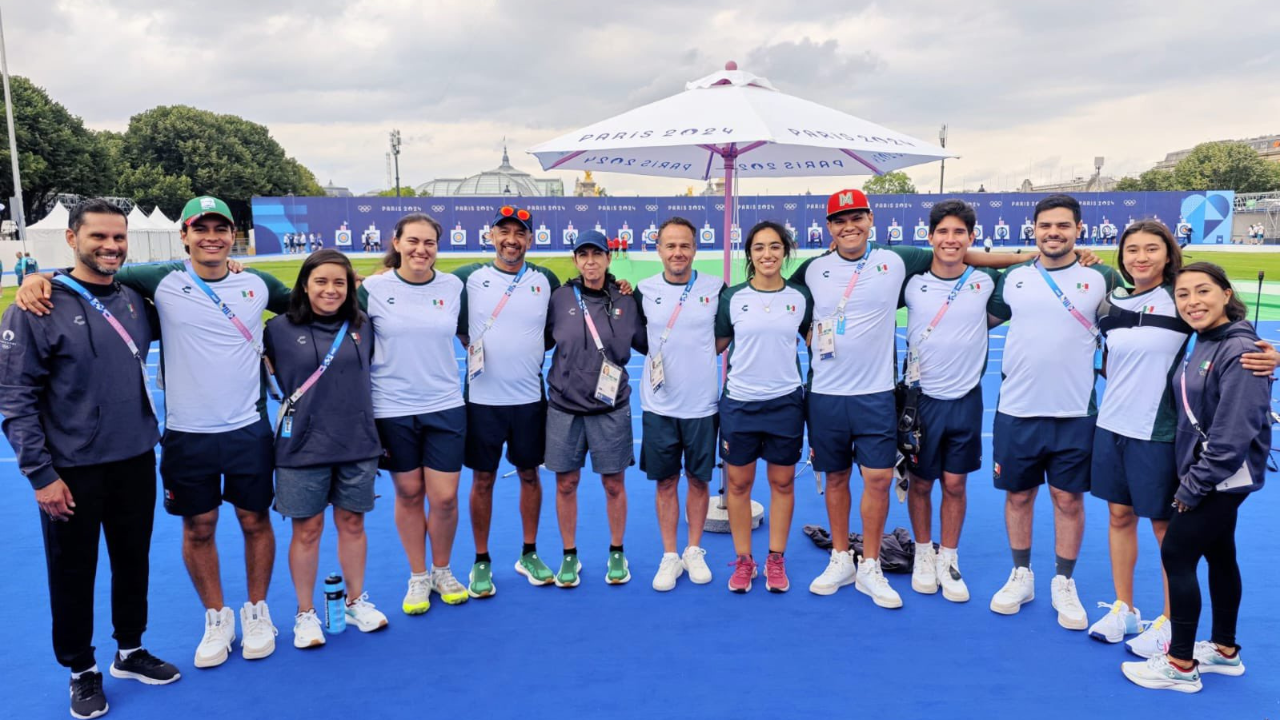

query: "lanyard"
left=479, top=263, right=528, bottom=336
left=572, top=285, right=606, bottom=353
left=53, top=274, right=157, bottom=418
left=1178, top=335, right=1210, bottom=441
left=184, top=261, right=282, bottom=400
left=834, top=252, right=872, bottom=319
left=658, top=272, right=698, bottom=346
left=915, top=267, right=976, bottom=346
left=285, top=321, right=349, bottom=408
left=1034, top=262, right=1099, bottom=343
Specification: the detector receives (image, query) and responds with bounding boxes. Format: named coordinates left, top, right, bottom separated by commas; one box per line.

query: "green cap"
left=180, top=196, right=234, bottom=226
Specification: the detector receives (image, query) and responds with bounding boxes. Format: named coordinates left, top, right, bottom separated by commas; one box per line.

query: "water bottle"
left=323, top=573, right=347, bottom=634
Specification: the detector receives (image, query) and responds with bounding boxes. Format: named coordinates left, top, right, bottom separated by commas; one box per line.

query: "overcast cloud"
left=6, top=0, right=1279, bottom=195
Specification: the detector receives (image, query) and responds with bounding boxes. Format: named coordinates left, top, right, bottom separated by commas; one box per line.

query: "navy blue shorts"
left=992, top=413, right=1095, bottom=493
left=719, top=388, right=805, bottom=467
left=640, top=412, right=718, bottom=482
left=376, top=406, right=467, bottom=474
left=806, top=390, right=897, bottom=472
left=910, top=385, right=984, bottom=481
left=160, top=419, right=275, bottom=517
left=463, top=400, right=546, bottom=473
left=1090, top=427, right=1177, bottom=520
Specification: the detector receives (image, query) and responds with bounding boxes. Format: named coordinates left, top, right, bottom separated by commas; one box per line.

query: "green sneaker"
left=467, top=561, right=496, bottom=599
left=606, top=551, right=631, bottom=585
left=515, top=552, right=555, bottom=586
left=555, top=554, right=582, bottom=588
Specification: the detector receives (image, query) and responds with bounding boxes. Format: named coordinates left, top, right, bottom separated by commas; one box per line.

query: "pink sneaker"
left=765, top=553, right=790, bottom=593
left=727, top=555, right=757, bottom=593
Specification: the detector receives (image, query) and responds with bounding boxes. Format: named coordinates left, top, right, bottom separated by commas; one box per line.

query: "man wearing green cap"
left=17, top=196, right=292, bottom=670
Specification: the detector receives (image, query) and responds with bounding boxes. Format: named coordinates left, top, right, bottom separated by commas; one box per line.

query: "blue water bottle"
left=323, top=573, right=347, bottom=634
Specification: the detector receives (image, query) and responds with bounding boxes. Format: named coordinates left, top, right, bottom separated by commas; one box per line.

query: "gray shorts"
left=544, top=404, right=634, bottom=475
left=274, top=458, right=379, bottom=518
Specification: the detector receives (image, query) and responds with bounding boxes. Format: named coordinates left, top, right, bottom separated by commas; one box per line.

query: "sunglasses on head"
left=499, top=206, right=531, bottom=222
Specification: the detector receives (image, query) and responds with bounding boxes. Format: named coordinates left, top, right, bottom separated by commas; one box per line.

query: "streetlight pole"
left=389, top=130, right=402, bottom=200
left=938, top=124, right=947, bottom=194
left=1, top=6, right=27, bottom=248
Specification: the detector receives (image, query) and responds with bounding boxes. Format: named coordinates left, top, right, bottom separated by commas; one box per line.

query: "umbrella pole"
left=717, top=148, right=734, bottom=512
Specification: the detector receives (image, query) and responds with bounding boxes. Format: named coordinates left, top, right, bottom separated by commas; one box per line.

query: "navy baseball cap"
left=492, top=205, right=533, bottom=232
left=573, top=230, right=609, bottom=253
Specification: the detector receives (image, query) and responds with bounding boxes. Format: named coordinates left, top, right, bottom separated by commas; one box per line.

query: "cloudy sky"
left=7, top=0, right=1279, bottom=196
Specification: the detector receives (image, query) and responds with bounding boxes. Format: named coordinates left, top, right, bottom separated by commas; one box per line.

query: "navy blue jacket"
left=0, top=272, right=159, bottom=489
left=263, top=312, right=380, bottom=468
left=545, top=277, right=647, bottom=415
left=1174, top=320, right=1271, bottom=508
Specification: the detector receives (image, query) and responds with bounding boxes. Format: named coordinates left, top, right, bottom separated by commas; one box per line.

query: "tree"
left=862, top=171, right=916, bottom=195
left=1172, top=142, right=1280, bottom=193
left=1114, top=168, right=1178, bottom=192
left=375, top=187, right=417, bottom=197
left=0, top=76, right=115, bottom=222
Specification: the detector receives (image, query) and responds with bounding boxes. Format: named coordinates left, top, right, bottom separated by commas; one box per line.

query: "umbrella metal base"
left=704, top=498, right=764, bottom=533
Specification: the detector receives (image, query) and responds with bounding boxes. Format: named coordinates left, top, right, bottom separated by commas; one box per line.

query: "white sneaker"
left=402, top=574, right=432, bottom=615
left=1121, top=654, right=1202, bottom=693
left=430, top=567, right=470, bottom=605
left=681, top=546, right=712, bottom=584
left=1193, top=640, right=1246, bottom=676
left=194, top=607, right=236, bottom=668
left=1050, top=576, right=1087, bottom=630
left=912, top=544, right=938, bottom=595
left=292, top=609, right=325, bottom=649
left=652, top=553, right=684, bottom=591
left=344, top=593, right=389, bottom=632
left=990, top=567, right=1035, bottom=615
left=854, top=557, right=903, bottom=609
left=934, top=551, right=970, bottom=603
left=809, top=549, right=857, bottom=596
left=1126, top=615, right=1172, bottom=659
left=240, top=601, right=278, bottom=660
left=1088, top=600, right=1141, bottom=643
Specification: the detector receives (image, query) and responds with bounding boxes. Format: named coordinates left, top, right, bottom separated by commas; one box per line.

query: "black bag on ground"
left=802, top=525, right=936, bottom=574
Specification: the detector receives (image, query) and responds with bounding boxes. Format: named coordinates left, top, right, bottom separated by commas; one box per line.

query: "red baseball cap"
left=826, top=189, right=871, bottom=219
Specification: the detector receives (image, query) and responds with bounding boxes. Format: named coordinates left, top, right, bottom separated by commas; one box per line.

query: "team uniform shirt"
left=715, top=281, right=813, bottom=402
left=1096, top=284, right=1189, bottom=442
left=359, top=270, right=465, bottom=418
left=988, top=260, right=1122, bottom=417
left=903, top=266, right=1000, bottom=400
left=792, top=243, right=933, bottom=396
left=637, top=272, right=724, bottom=419
left=454, top=261, right=560, bottom=406
left=118, top=263, right=290, bottom=434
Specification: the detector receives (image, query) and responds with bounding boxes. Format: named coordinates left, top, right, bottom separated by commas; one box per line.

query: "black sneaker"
left=109, top=649, right=181, bottom=685
left=70, top=671, right=108, bottom=719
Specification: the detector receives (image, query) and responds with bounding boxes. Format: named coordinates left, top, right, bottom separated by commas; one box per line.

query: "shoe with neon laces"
left=292, top=609, right=325, bottom=649
left=855, top=557, right=902, bottom=608
left=555, top=554, right=582, bottom=588
left=808, top=549, right=856, bottom=596
left=1121, top=654, right=1202, bottom=693
left=345, top=593, right=389, bottom=632
left=468, top=561, right=496, bottom=598
left=912, top=544, right=938, bottom=595
left=1193, top=641, right=1245, bottom=676
left=681, top=546, right=712, bottom=584
left=1127, top=615, right=1172, bottom=658
left=652, top=553, right=683, bottom=591
left=1088, top=600, right=1141, bottom=643
left=606, top=551, right=631, bottom=584
left=990, top=567, right=1035, bottom=615
left=194, top=607, right=236, bottom=668
left=935, top=551, right=970, bottom=603
left=764, top=553, right=790, bottom=593
left=109, top=648, right=180, bottom=685
left=1050, top=576, right=1087, bottom=630
left=402, top=574, right=432, bottom=615
left=515, top=551, right=555, bottom=586
left=431, top=567, right=470, bottom=605
left=69, top=671, right=108, bottom=719
left=240, top=601, right=278, bottom=660
left=727, top=555, right=757, bottom=593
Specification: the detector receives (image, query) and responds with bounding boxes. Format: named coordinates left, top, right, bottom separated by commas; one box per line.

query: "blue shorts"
left=719, top=388, right=805, bottom=467
left=640, top=412, right=718, bottom=482
left=806, top=390, right=897, bottom=472
left=910, top=385, right=983, bottom=481
left=160, top=419, right=275, bottom=517
left=464, top=400, right=546, bottom=473
left=375, top=406, right=467, bottom=474
left=992, top=413, right=1095, bottom=493
left=1090, top=427, right=1177, bottom=520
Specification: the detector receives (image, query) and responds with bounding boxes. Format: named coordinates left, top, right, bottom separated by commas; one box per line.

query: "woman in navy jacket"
left=1122, top=262, right=1271, bottom=693
left=264, top=249, right=386, bottom=649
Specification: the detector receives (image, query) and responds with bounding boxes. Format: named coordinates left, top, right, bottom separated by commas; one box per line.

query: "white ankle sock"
left=118, top=647, right=140, bottom=659
left=71, top=664, right=99, bottom=679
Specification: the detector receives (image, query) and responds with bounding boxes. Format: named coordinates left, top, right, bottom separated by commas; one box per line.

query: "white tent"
left=5, top=201, right=75, bottom=273
left=148, top=207, right=177, bottom=228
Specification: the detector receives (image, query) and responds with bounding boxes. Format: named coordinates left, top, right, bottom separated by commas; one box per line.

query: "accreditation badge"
left=648, top=352, right=666, bottom=393
left=467, top=338, right=485, bottom=381
left=815, top=319, right=837, bottom=360
left=595, top=359, right=623, bottom=406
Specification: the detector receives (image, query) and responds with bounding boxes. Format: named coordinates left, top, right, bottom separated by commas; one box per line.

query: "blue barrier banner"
left=249, top=190, right=1235, bottom=254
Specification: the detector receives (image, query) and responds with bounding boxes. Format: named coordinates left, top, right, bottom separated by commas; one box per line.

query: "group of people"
left=12, top=249, right=38, bottom=285
left=0, top=189, right=1273, bottom=718
left=360, top=229, right=383, bottom=252
left=1245, top=222, right=1267, bottom=245
left=283, top=231, right=321, bottom=254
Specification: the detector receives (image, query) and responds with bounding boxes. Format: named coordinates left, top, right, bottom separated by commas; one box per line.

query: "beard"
left=78, top=248, right=123, bottom=276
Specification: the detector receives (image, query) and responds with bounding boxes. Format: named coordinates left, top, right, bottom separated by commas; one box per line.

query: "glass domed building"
left=417, top=145, right=564, bottom=197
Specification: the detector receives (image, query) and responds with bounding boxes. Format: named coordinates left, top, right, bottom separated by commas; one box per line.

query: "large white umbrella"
left=529, top=61, right=955, bottom=276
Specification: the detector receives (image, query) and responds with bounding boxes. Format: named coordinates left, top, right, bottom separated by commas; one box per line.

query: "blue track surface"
left=3, top=323, right=1278, bottom=718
